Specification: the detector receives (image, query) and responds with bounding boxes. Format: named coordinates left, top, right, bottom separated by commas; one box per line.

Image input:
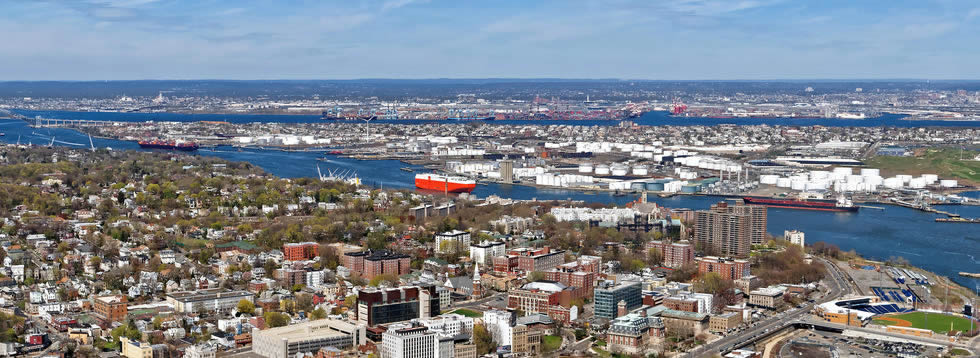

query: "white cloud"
left=901, top=22, right=957, bottom=40
left=381, top=0, right=429, bottom=12
left=218, top=7, right=245, bottom=16
left=661, top=0, right=781, bottom=16
left=88, top=0, right=160, bottom=7
left=801, top=15, right=832, bottom=24
left=967, top=8, right=980, bottom=20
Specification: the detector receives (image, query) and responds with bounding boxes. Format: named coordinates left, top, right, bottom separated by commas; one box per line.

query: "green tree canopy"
left=236, top=299, right=255, bottom=315
left=473, top=324, right=496, bottom=354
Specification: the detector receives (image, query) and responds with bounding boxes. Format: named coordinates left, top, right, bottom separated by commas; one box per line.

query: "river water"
left=1, top=110, right=978, bottom=288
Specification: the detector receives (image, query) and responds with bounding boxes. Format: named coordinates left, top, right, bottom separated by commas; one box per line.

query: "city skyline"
left=3, top=0, right=980, bottom=80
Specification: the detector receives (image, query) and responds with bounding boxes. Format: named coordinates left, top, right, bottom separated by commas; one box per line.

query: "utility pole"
left=944, top=277, right=950, bottom=313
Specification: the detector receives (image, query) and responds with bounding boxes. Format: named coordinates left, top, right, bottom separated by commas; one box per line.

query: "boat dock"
left=891, top=199, right=964, bottom=218
left=935, top=217, right=980, bottom=223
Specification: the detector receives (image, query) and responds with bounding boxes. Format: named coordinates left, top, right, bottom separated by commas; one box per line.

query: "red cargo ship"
left=415, top=173, right=476, bottom=193
left=742, top=196, right=858, bottom=212
left=138, top=139, right=199, bottom=151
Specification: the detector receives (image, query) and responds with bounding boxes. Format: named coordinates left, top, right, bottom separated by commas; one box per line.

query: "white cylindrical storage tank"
left=611, top=165, right=628, bottom=176
left=896, top=174, right=912, bottom=184
left=834, top=181, right=843, bottom=192
left=632, top=165, right=648, bottom=176
left=833, top=167, right=853, bottom=176
left=922, top=174, right=938, bottom=184
left=791, top=179, right=806, bottom=191
left=940, top=179, right=957, bottom=187
left=846, top=175, right=863, bottom=184
left=776, top=178, right=792, bottom=188
left=909, top=178, right=926, bottom=189
left=883, top=177, right=903, bottom=189
left=595, top=164, right=610, bottom=175
left=760, top=175, right=779, bottom=185
left=812, top=179, right=830, bottom=189
left=793, top=179, right=808, bottom=190
left=578, top=163, right=593, bottom=173
left=864, top=175, right=883, bottom=186
left=860, top=168, right=880, bottom=177
left=810, top=170, right=830, bottom=180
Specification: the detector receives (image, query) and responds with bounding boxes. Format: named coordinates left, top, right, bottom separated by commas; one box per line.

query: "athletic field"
left=873, top=312, right=976, bottom=334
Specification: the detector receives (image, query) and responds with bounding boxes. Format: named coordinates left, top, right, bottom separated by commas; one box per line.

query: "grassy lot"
left=448, top=308, right=482, bottom=318
left=542, top=335, right=562, bottom=352
left=592, top=347, right=612, bottom=358
left=865, top=148, right=980, bottom=185
left=872, top=312, right=976, bottom=334
left=949, top=348, right=971, bottom=356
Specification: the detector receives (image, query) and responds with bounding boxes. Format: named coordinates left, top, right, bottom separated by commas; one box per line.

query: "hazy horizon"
left=3, top=78, right=980, bottom=83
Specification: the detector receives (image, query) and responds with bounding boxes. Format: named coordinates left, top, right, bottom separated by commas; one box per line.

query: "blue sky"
left=2, top=0, right=979, bottom=80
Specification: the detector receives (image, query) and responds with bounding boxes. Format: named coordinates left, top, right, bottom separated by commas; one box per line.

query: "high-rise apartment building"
left=694, top=201, right=765, bottom=257
left=724, top=200, right=767, bottom=245
left=645, top=240, right=695, bottom=268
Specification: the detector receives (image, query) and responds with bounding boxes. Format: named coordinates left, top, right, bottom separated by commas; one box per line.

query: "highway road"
left=687, top=257, right=851, bottom=357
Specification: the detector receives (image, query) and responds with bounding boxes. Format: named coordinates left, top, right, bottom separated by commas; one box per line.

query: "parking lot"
left=786, top=329, right=935, bottom=357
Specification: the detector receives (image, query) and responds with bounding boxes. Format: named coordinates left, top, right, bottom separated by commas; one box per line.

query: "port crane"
left=670, top=99, right=687, bottom=115
left=316, top=164, right=361, bottom=187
